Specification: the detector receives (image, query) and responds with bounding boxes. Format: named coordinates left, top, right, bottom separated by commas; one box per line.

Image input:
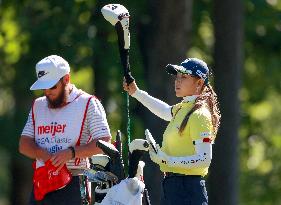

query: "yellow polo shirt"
left=160, top=101, right=214, bottom=176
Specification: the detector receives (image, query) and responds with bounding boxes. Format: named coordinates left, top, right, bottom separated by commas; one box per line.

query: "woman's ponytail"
left=179, top=84, right=221, bottom=135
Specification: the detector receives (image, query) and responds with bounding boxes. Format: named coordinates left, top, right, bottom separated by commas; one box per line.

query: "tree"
left=208, top=0, right=243, bottom=205
left=137, top=1, right=193, bottom=204
left=7, top=1, right=98, bottom=204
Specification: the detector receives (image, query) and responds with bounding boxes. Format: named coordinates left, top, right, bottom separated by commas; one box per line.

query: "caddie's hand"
left=50, top=149, right=72, bottom=171
left=149, top=144, right=168, bottom=165
left=38, top=149, right=52, bottom=162
left=123, top=78, right=138, bottom=95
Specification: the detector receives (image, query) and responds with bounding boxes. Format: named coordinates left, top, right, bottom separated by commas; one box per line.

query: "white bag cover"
left=101, top=177, right=145, bottom=205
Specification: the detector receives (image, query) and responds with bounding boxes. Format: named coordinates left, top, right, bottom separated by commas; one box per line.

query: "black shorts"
left=29, top=176, right=82, bottom=205
left=161, top=175, right=208, bottom=205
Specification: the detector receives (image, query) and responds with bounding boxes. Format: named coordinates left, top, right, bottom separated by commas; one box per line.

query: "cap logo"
left=178, top=66, right=192, bottom=75
left=196, top=70, right=207, bottom=79
left=185, top=70, right=192, bottom=75
left=38, top=71, right=49, bottom=78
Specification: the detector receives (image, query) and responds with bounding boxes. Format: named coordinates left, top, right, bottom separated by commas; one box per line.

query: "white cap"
left=30, top=55, right=70, bottom=90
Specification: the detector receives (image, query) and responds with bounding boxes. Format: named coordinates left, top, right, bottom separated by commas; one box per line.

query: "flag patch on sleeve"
left=200, top=132, right=211, bottom=138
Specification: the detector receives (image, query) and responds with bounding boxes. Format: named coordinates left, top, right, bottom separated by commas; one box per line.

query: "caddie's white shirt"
left=22, top=85, right=111, bottom=169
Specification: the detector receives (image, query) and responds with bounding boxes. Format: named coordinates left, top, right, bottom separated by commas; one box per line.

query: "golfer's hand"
left=149, top=144, right=168, bottom=165
left=123, top=78, right=138, bottom=95
left=50, top=149, right=72, bottom=171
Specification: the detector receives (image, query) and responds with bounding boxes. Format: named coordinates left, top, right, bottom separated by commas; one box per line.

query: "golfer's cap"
left=30, top=55, right=70, bottom=90
left=166, top=58, right=209, bottom=85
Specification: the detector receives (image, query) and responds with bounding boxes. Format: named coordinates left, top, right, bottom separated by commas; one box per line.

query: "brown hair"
left=179, top=84, right=221, bottom=135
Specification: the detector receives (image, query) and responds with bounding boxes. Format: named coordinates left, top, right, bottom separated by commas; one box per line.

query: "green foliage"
left=71, top=67, right=93, bottom=93
left=239, top=0, right=281, bottom=204
left=193, top=0, right=281, bottom=204
left=0, top=0, right=280, bottom=204
left=0, top=148, right=11, bottom=205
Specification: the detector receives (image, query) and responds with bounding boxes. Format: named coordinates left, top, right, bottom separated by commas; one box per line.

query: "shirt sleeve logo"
left=200, top=132, right=211, bottom=138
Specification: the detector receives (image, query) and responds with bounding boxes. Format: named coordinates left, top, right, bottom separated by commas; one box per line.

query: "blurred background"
left=0, top=0, right=280, bottom=204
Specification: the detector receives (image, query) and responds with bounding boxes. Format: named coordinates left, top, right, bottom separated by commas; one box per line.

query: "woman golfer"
left=123, top=58, right=221, bottom=205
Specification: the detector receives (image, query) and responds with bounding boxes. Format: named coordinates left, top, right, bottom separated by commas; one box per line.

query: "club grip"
left=115, top=130, right=122, bottom=153
left=115, top=22, right=135, bottom=84
left=142, top=189, right=152, bottom=205
left=120, top=49, right=134, bottom=84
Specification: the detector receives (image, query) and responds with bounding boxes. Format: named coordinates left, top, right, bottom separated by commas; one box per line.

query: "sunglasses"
left=49, top=84, right=58, bottom=90
left=49, top=78, right=63, bottom=90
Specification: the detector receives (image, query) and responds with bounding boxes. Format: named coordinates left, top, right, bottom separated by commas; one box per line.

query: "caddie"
left=19, top=55, right=111, bottom=205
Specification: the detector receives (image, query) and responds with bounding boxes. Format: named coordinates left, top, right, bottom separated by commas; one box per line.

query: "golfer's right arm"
left=123, top=80, right=173, bottom=121
left=19, top=110, right=52, bottom=161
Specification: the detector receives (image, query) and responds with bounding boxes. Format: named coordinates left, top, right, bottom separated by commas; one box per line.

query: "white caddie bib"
left=32, top=92, right=93, bottom=168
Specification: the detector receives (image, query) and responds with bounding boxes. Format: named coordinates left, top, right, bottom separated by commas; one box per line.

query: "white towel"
left=101, top=177, right=145, bottom=205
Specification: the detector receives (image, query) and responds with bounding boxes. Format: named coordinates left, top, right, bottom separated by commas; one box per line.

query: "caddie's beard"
left=47, top=84, right=67, bottom=109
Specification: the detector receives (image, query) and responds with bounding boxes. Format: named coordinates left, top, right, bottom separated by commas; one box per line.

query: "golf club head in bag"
left=96, top=140, right=125, bottom=183
left=87, top=154, right=116, bottom=203
left=86, top=170, right=118, bottom=204
left=100, top=140, right=150, bottom=205
left=87, top=155, right=116, bottom=184
left=128, top=139, right=152, bottom=205
left=128, top=139, right=149, bottom=178
left=90, top=154, right=110, bottom=171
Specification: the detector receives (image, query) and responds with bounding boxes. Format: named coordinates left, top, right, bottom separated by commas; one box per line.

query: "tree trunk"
left=11, top=53, right=36, bottom=205
left=209, top=0, right=243, bottom=205
left=138, top=1, right=193, bottom=204
left=10, top=158, right=33, bottom=205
